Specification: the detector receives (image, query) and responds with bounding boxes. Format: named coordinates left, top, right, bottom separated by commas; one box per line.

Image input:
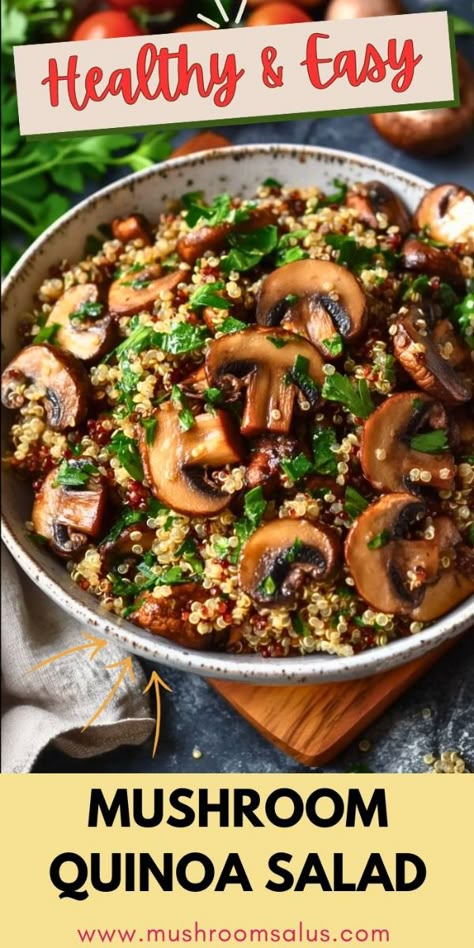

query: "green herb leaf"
left=312, top=426, right=338, bottom=476
left=262, top=177, right=282, bottom=188
left=280, top=453, right=313, bottom=483
left=258, top=575, right=277, bottom=596
left=468, top=524, right=474, bottom=547
left=289, top=354, right=320, bottom=404
left=204, top=387, right=223, bottom=406
left=220, top=316, right=247, bottom=334
left=71, top=301, right=103, bottom=322
left=267, top=336, right=288, bottom=348
left=33, top=322, right=60, bottom=345
left=322, top=333, right=343, bottom=357
left=322, top=372, right=374, bottom=418
left=175, top=535, right=204, bottom=575
left=344, top=486, right=369, bottom=521
left=232, top=486, right=267, bottom=562
left=221, top=225, right=278, bottom=274
left=291, top=612, right=310, bottom=636
left=100, top=508, right=146, bottom=548
left=452, top=293, right=474, bottom=350
left=321, top=178, right=348, bottom=206
left=409, top=429, right=449, bottom=453
left=188, top=281, right=230, bottom=311
left=141, top=416, right=157, bottom=446
left=108, top=431, right=144, bottom=482
left=450, top=13, right=474, bottom=35
left=286, top=537, right=303, bottom=563
left=54, top=459, right=99, bottom=488
left=171, top=385, right=195, bottom=431
left=367, top=529, right=391, bottom=550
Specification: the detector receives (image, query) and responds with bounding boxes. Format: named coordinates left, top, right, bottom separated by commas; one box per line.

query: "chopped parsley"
left=409, top=429, right=449, bottom=453
left=452, top=293, right=474, bottom=349
left=326, top=234, right=400, bottom=272
left=267, top=336, right=288, bottom=348
left=280, top=453, right=313, bottom=483
left=171, top=385, right=195, bottom=431
left=204, top=387, right=224, bottom=407
left=367, top=529, right=391, bottom=550
left=100, top=508, right=148, bottom=548
left=33, top=322, right=60, bottom=345
left=108, top=431, right=144, bottom=482
left=291, top=612, right=310, bottom=636
left=321, top=178, right=348, bottom=206
left=188, top=281, right=230, bottom=311
left=258, top=575, right=277, bottom=596
left=274, top=229, right=309, bottom=268
left=54, top=459, right=99, bottom=488
left=221, top=224, right=278, bottom=275
left=182, top=191, right=250, bottom=229
left=111, top=320, right=210, bottom=362
left=220, top=316, right=247, bottom=334
left=286, top=537, right=303, bottom=563
left=289, top=354, right=320, bottom=403
left=262, top=177, right=282, bottom=188
left=141, top=416, right=157, bottom=446
left=322, top=372, right=374, bottom=419
left=232, top=486, right=267, bottom=562
left=344, top=486, right=369, bottom=521
left=322, top=333, right=344, bottom=357
left=71, top=301, right=103, bottom=322
left=312, top=426, right=338, bottom=476
left=175, top=535, right=204, bottom=575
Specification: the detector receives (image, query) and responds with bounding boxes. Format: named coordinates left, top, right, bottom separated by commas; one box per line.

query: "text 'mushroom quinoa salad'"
left=2, top=177, right=474, bottom=658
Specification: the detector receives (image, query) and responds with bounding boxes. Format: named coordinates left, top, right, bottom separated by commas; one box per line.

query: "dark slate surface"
left=34, top=2, right=473, bottom=774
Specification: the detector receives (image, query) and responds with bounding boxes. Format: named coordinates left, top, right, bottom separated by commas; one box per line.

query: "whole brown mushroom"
left=326, top=0, right=403, bottom=18
left=370, top=55, right=474, bottom=156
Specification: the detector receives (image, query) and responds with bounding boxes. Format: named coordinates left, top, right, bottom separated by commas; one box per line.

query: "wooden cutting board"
left=171, top=132, right=456, bottom=767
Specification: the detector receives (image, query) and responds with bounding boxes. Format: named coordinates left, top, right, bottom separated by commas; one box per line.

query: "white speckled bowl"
left=2, top=144, right=472, bottom=683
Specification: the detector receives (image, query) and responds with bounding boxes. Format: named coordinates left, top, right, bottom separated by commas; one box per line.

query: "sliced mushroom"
left=393, top=305, right=471, bottom=405
left=239, top=517, right=340, bottom=607
left=99, top=521, right=155, bottom=569
left=140, top=404, right=244, bottom=516
left=32, top=464, right=106, bottom=558
left=360, top=392, right=455, bottom=492
left=108, top=266, right=182, bottom=318
left=46, top=284, right=116, bottom=363
left=326, top=0, right=404, bottom=18
left=410, top=518, right=474, bottom=622
left=177, top=205, right=279, bottom=266
left=245, top=433, right=301, bottom=495
left=432, top=319, right=470, bottom=369
left=256, top=259, right=366, bottom=358
left=1, top=343, right=89, bottom=430
left=370, top=56, right=474, bottom=161
left=346, top=180, right=410, bottom=234
left=205, top=328, right=325, bottom=436
left=129, top=583, right=225, bottom=650
left=413, top=181, right=474, bottom=252
left=401, top=239, right=465, bottom=291
left=111, top=214, right=152, bottom=245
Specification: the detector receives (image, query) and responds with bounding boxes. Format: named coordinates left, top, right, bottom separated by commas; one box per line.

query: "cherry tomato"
left=107, top=0, right=184, bottom=11
left=175, top=23, right=213, bottom=32
left=247, top=0, right=322, bottom=7
left=72, top=11, right=144, bottom=41
left=246, top=2, right=312, bottom=25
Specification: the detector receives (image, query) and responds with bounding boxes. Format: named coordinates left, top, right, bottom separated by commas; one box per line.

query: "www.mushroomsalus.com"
left=76, top=923, right=391, bottom=944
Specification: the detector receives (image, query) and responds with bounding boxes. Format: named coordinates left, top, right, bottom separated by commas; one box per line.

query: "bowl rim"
left=2, top=141, right=472, bottom=684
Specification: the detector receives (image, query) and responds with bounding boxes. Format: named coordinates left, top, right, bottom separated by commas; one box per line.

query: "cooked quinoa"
left=2, top=177, right=474, bottom=658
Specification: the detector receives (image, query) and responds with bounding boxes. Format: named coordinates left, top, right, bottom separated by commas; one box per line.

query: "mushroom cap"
left=111, top=214, right=152, bottom=246
left=239, top=516, right=340, bottom=606
left=130, top=584, right=225, bottom=650
left=346, top=180, right=411, bottom=234
left=256, top=259, right=367, bottom=354
left=140, top=404, right=244, bottom=517
left=413, top=182, right=474, bottom=252
left=32, top=465, right=106, bottom=558
left=1, top=343, right=89, bottom=430
left=401, top=238, right=465, bottom=291
left=326, top=0, right=403, bottom=17
left=393, top=306, right=471, bottom=405
left=108, top=267, right=182, bottom=318
left=47, top=284, right=116, bottom=363
left=360, top=391, right=455, bottom=492
left=177, top=204, right=279, bottom=266
left=205, top=327, right=325, bottom=436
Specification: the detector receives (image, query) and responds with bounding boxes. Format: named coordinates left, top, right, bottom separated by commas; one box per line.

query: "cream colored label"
left=13, top=13, right=455, bottom=136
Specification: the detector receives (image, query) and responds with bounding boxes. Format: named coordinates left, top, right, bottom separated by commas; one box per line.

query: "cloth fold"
left=1, top=545, right=154, bottom=773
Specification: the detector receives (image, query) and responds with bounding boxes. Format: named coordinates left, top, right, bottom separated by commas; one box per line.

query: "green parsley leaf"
left=409, top=429, right=449, bottom=453
left=267, top=336, right=288, bottom=348
left=231, top=486, right=267, bottom=562
left=33, top=322, right=60, bottom=345
left=100, top=508, right=147, bottom=548
left=204, top=387, right=224, bottom=406
left=171, top=385, right=195, bottom=431
left=175, top=535, right=204, bottom=575
left=280, top=453, right=313, bottom=483
left=289, top=354, right=320, bottom=404
left=286, top=537, right=303, bottom=563
left=367, top=529, right=391, bottom=550
left=450, top=13, right=474, bottom=35
left=321, top=178, right=348, bottom=206
left=322, top=372, right=374, bottom=419
left=312, top=426, right=338, bottom=476
left=221, top=225, right=278, bottom=275
left=262, top=177, right=282, bottom=188
left=291, top=612, right=310, bottom=636
left=322, top=333, right=343, bottom=357
left=71, top=301, right=103, bottom=322
left=452, top=293, right=474, bottom=350
left=258, top=575, right=277, bottom=596
left=54, top=459, right=99, bottom=488
left=326, top=234, right=374, bottom=270
left=212, top=535, right=230, bottom=558
left=188, top=281, right=230, bottom=311
left=108, top=431, right=144, bottom=482
left=220, top=316, right=247, bottom=334
left=344, top=486, right=369, bottom=521
left=141, top=416, right=157, bottom=446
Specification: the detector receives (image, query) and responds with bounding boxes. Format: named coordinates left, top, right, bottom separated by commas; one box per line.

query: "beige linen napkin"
left=1, top=546, right=154, bottom=773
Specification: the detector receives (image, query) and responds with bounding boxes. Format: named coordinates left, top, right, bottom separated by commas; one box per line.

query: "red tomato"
left=246, top=2, right=312, bottom=25
left=107, top=0, right=184, bottom=11
left=175, top=23, right=213, bottom=32
left=72, top=11, right=144, bottom=40
left=247, top=0, right=322, bottom=8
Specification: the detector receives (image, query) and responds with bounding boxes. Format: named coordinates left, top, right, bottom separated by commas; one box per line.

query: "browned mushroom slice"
left=245, top=433, right=301, bottom=495
left=411, top=519, right=474, bottom=622
left=346, top=180, right=410, bottom=234
left=401, top=239, right=465, bottom=291
left=205, top=328, right=325, bottom=436
left=99, top=521, right=155, bottom=568
left=432, top=319, right=470, bottom=369
left=239, top=517, right=340, bottom=607
left=111, top=214, right=152, bottom=245
left=413, top=181, right=474, bottom=252
left=32, top=464, right=106, bottom=558
left=345, top=493, right=474, bottom=619
left=177, top=205, right=279, bottom=266
left=140, top=404, right=244, bottom=516
left=46, top=284, right=116, bottom=363
left=108, top=267, right=182, bottom=318
left=393, top=306, right=471, bottom=405
left=256, top=259, right=366, bottom=358
left=129, top=584, right=224, bottom=650
left=360, top=392, right=455, bottom=492
left=1, top=343, right=89, bottom=430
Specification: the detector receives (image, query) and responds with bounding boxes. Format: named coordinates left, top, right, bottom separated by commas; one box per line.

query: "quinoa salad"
left=2, top=177, right=474, bottom=659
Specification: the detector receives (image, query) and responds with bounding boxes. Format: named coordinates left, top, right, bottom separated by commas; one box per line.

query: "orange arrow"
left=143, top=670, right=173, bottom=758
left=29, top=632, right=108, bottom=673
left=81, top=656, right=136, bottom=732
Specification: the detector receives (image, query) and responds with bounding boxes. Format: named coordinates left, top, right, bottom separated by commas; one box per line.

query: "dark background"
left=34, top=0, right=474, bottom=774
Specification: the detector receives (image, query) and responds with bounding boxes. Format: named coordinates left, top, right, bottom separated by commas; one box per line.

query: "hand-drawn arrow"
left=143, top=670, right=173, bottom=758
left=81, top=656, right=136, bottom=732
left=29, top=632, right=108, bottom=673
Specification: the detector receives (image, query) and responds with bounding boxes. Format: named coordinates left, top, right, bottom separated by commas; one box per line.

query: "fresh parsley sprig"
left=322, top=372, right=374, bottom=419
